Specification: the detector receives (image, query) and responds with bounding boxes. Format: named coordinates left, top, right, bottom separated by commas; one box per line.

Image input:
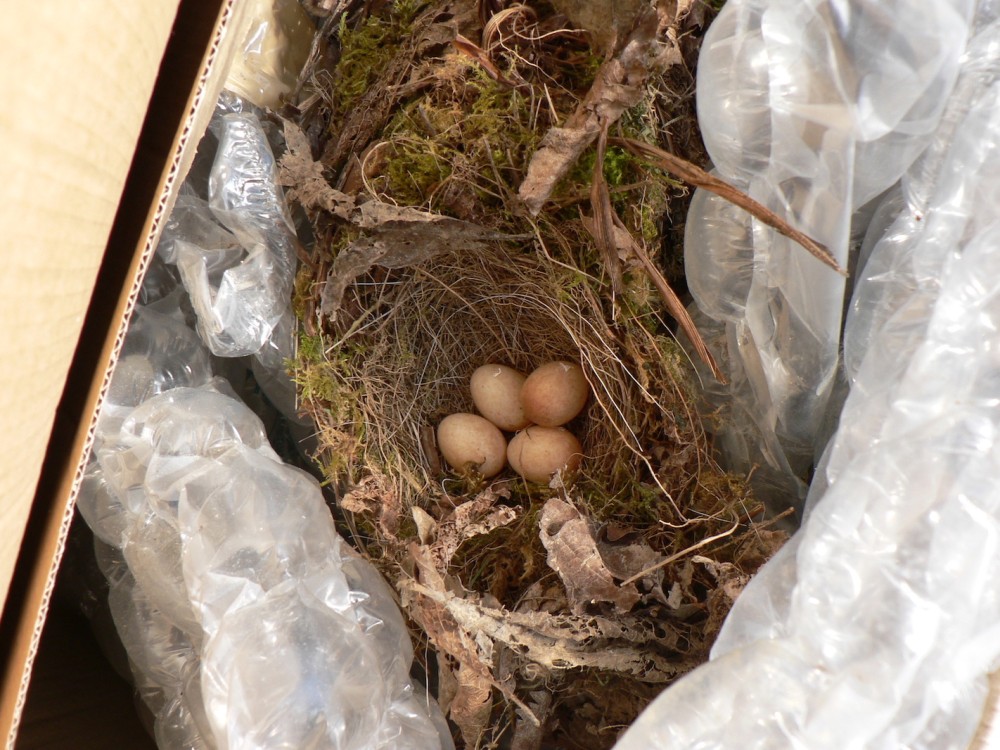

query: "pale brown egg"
left=437, top=413, right=507, bottom=478
left=470, top=363, right=529, bottom=431
left=507, top=426, right=583, bottom=484
left=521, top=361, right=589, bottom=427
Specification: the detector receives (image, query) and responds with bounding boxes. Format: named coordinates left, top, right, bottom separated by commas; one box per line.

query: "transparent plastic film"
left=223, top=0, right=314, bottom=110
left=617, top=8, right=1000, bottom=749
left=684, top=0, right=972, bottom=501
left=82, top=376, right=451, bottom=749
left=172, top=102, right=297, bottom=359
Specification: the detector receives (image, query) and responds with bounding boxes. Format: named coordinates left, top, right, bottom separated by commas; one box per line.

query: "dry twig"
left=615, top=137, right=846, bottom=275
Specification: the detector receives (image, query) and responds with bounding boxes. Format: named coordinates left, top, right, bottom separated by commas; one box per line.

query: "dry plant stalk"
left=615, top=136, right=846, bottom=275
left=586, top=122, right=725, bottom=383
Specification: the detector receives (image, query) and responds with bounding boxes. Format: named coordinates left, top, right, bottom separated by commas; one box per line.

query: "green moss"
left=293, top=332, right=361, bottom=431
left=332, top=0, right=423, bottom=117
left=297, top=331, right=325, bottom=364
left=384, top=133, right=453, bottom=206
left=381, top=69, right=541, bottom=217
left=576, top=478, right=669, bottom=527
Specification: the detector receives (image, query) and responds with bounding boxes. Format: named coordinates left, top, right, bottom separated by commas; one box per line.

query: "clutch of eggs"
left=437, top=360, right=589, bottom=483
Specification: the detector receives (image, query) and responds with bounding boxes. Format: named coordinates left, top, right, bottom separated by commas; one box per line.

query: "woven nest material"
left=296, top=234, right=786, bottom=748
left=315, top=242, right=704, bottom=512
left=283, top=1, right=790, bottom=746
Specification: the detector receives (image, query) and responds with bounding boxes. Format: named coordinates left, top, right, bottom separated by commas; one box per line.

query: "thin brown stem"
left=614, top=137, right=847, bottom=276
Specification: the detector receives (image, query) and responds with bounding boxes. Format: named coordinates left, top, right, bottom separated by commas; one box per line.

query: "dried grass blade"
left=614, top=214, right=726, bottom=383
left=452, top=34, right=516, bottom=87
left=614, top=137, right=846, bottom=275
left=590, top=123, right=624, bottom=293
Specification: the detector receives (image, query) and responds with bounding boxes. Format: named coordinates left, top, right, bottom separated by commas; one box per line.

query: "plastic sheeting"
left=160, top=96, right=306, bottom=426
left=683, top=0, right=972, bottom=501
left=78, top=301, right=451, bottom=748
left=173, top=96, right=297, bottom=361
left=92, top=380, right=447, bottom=749
left=75, top=87, right=452, bottom=748
left=616, top=2, right=1000, bottom=748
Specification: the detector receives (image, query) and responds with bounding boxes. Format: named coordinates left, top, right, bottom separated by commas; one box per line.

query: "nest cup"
left=314, top=241, right=705, bottom=515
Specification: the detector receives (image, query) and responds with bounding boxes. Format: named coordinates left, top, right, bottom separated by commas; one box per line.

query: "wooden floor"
left=14, top=603, right=155, bottom=749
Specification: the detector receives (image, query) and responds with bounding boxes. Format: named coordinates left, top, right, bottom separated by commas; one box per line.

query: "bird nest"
left=281, top=1, right=789, bottom=746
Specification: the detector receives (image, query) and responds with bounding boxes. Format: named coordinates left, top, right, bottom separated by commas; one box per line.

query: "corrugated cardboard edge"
left=1, top=0, right=249, bottom=745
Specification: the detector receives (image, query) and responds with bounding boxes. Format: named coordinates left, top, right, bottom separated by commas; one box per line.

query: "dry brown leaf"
left=539, top=498, right=640, bottom=614
left=406, top=580, right=691, bottom=681
left=515, top=580, right=569, bottom=616
left=320, top=206, right=525, bottom=317
left=404, top=544, right=536, bottom=741
left=518, top=6, right=682, bottom=214
left=412, top=506, right=437, bottom=545
left=550, top=0, right=646, bottom=54
left=431, top=486, right=518, bottom=568
left=278, top=120, right=354, bottom=218
left=340, top=472, right=402, bottom=539
left=665, top=580, right=684, bottom=609
left=596, top=538, right=665, bottom=584
left=451, top=661, right=494, bottom=748
left=737, top=527, right=791, bottom=570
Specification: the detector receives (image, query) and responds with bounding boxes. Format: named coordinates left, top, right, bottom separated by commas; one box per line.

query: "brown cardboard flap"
left=0, top=0, right=245, bottom=745
left=0, top=0, right=181, bottom=633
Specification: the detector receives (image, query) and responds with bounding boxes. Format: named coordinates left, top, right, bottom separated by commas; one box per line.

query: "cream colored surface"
left=0, top=2, right=181, bottom=614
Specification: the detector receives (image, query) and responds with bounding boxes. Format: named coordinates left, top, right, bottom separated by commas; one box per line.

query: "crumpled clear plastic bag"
left=616, top=4, right=1000, bottom=748
left=683, top=0, right=973, bottom=501
left=85, top=372, right=450, bottom=749
left=75, top=100, right=450, bottom=744
left=223, top=0, right=314, bottom=110
left=159, top=96, right=308, bottom=425
left=172, top=98, right=297, bottom=360
left=76, top=305, right=215, bottom=549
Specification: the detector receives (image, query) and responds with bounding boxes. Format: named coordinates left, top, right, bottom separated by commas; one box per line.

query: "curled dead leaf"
left=451, top=662, right=494, bottom=747
left=596, top=537, right=666, bottom=585
left=432, top=486, right=519, bottom=568
left=340, top=472, right=402, bottom=539
left=320, top=205, right=529, bottom=318
left=278, top=120, right=354, bottom=218
left=518, top=6, right=682, bottom=214
left=538, top=498, right=640, bottom=614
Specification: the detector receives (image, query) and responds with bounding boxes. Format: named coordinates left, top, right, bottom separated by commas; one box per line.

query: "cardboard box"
left=0, top=1, right=253, bottom=745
